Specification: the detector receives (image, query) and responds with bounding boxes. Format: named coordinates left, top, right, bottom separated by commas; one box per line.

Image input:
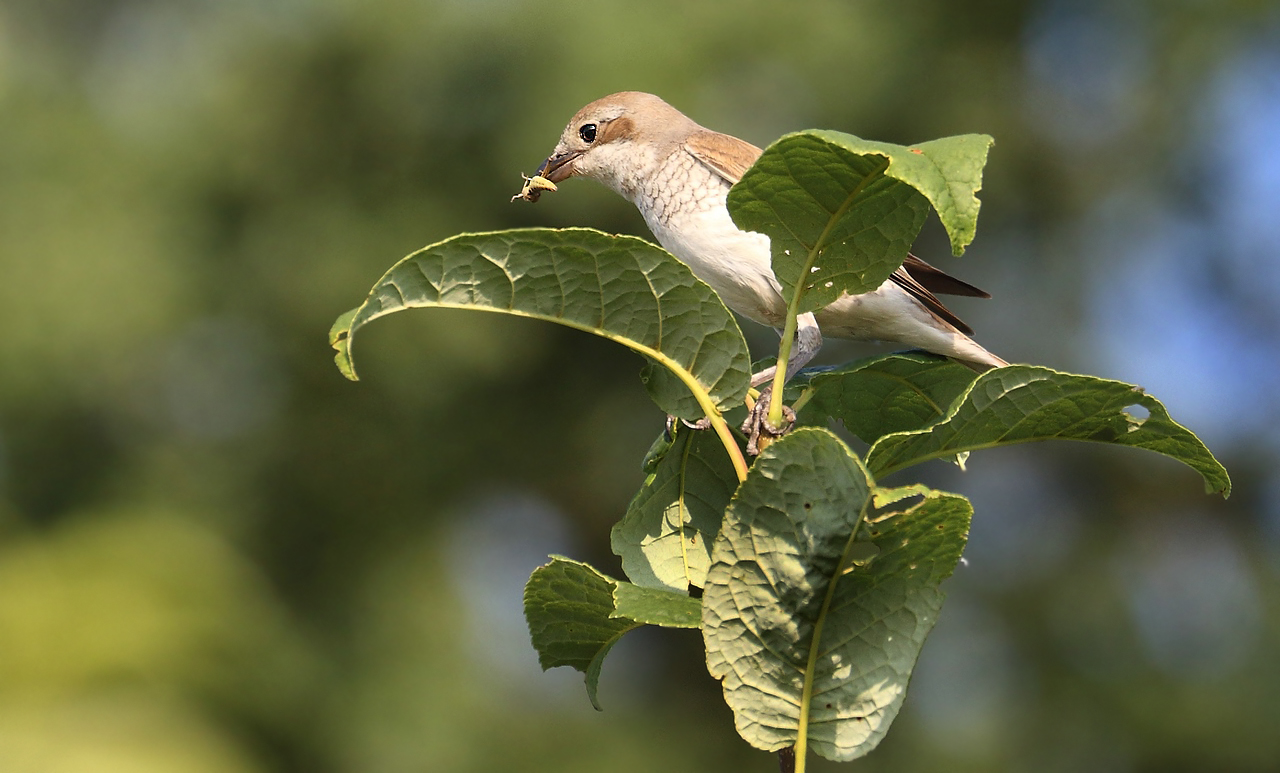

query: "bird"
left=526, top=91, right=1006, bottom=439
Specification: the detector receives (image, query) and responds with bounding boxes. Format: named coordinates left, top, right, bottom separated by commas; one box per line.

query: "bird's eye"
left=578, top=123, right=598, bottom=143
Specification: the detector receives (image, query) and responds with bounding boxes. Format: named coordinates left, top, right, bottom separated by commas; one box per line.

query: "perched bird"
left=527, top=92, right=1006, bottom=434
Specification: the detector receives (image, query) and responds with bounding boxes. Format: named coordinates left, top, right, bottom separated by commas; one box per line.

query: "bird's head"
left=535, top=92, right=697, bottom=196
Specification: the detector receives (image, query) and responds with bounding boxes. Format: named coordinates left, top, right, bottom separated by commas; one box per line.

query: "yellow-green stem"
left=767, top=309, right=800, bottom=427
left=682, top=381, right=747, bottom=483
left=790, top=385, right=816, bottom=416
left=710, top=410, right=748, bottom=483
left=768, top=157, right=891, bottom=430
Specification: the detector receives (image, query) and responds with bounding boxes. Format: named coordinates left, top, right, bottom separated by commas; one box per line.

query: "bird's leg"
left=665, top=313, right=822, bottom=441
left=742, top=313, right=822, bottom=454
left=665, top=414, right=712, bottom=438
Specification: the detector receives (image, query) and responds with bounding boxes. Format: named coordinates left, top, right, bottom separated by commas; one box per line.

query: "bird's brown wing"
left=901, top=253, right=991, bottom=298
left=684, top=129, right=763, bottom=186
left=888, top=267, right=976, bottom=335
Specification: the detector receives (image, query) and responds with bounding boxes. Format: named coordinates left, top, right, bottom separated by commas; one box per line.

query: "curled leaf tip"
left=329, top=307, right=360, bottom=381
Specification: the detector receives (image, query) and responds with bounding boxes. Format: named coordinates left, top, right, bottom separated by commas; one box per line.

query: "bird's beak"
left=537, top=149, right=580, bottom=183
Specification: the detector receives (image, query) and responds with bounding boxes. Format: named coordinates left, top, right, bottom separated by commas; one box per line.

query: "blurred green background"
left=2, top=0, right=1279, bottom=770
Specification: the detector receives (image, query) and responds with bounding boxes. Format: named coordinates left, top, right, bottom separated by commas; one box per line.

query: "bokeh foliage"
left=1, top=1, right=1278, bottom=771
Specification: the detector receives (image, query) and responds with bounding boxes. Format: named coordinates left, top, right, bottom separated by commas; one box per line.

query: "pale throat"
left=590, top=144, right=730, bottom=228
left=580, top=141, right=661, bottom=203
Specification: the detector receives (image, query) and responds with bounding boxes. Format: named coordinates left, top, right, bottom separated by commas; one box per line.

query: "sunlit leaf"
left=611, top=426, right=741, bottom=593
left=702, top=429, right=971, bottom=760
left=865, top=365, right=1232, bottom=496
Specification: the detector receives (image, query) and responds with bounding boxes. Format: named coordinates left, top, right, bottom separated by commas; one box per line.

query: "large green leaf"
left=611, top=426, right=741, bottom=593
left=524, top=556, right=699, bottom=710
left=702, top=428, right=971, bottom=761
left=800, top=352, right=979, bottom=445
left=727, top=131, right=993, bottom=313
left=330, top=228, right=751, bottom=418
left=864, top=365, right=1232, bottom=496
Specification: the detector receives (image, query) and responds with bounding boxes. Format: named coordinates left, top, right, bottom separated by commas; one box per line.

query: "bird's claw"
left=664, top=414, right=712, bottom=439
left=741, top=389, right=796, bottom=455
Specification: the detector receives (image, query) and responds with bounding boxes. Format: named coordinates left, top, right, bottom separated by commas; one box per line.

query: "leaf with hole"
left=864, top=365, right=1232, bottom=496
left=727, top=131, right=993, bottom=313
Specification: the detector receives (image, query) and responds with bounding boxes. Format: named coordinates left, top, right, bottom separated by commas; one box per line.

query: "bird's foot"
left=664, top=414, right=712, bottom=438
left=741, top=387, right=796, bottom=455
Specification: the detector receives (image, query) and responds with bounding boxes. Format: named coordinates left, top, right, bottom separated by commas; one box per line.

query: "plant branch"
left=768, top=157, right=891, bottom=427
left=767, top=311, right=800, bottom=426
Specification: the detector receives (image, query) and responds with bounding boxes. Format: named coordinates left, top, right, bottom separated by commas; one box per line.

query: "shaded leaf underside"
left=801, top=352, right=978, bottom=445
left=524, top=556, right=699, bottom=710
left=330, top=228, right=752, bottom=417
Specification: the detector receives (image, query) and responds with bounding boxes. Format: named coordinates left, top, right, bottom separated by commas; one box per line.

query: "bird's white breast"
left=632, top=151, right=787, bottom=327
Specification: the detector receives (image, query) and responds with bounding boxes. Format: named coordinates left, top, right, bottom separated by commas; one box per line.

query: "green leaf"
left=330, top=228, right=751, bottom=418
left=702, top=428, right=971, bottom=761
left=639, top=360, right=706, bottom=422
left=524, top=556, right=699, bottom=710
left=639, top=429, right=676, bottom=475
left=800, top=352, right=979, bottom=445
left=611, top=426, right=741, bottom=593
left=727, top=131, right=992, bottom=313
left=612, top=582, right=701, bottom=628
left=864, top=365, right=1232, bottom=496
left=892, top=133, right=994, bottom=255
left=328, top=308, right=359, bottom=379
